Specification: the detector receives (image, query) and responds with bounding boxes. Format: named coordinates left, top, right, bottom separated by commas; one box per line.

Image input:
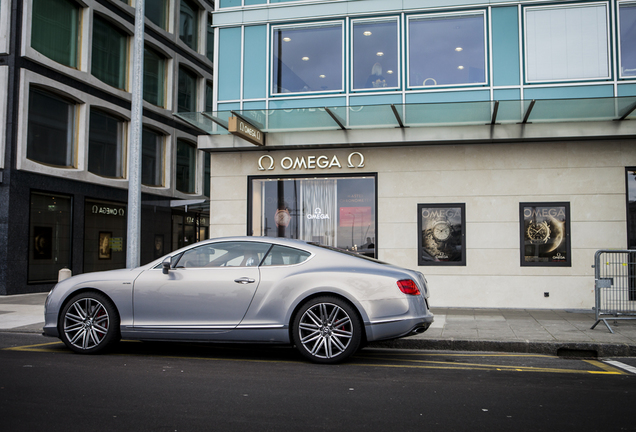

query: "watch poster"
left=520, top=202, right=571, bottom=267
left=418, top=204, right=466, bottom=266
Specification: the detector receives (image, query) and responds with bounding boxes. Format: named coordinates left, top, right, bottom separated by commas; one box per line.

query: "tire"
left=59, top=292, right=120, bottom=354
left=292, top=296, right=362, bottom=364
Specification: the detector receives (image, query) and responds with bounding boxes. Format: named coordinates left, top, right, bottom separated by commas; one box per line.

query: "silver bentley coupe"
left=43, top=237, right=434, bottom=363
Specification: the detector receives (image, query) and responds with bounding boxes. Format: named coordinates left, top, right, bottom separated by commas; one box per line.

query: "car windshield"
left=309, top=243, right=389, bottom=264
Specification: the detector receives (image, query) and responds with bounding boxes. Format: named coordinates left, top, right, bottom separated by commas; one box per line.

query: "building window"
left=272, top=23, right=343, bottom=95
left=144, top=46, right=166, bottom=107
left=418, top=204, right=466, bottom=266
left=27, top=88, right=76, bottom=168
left=146, top=0, right=168, bottom=30
left=141, top=128, right=164, bottom=187
left=205, top=81, right=214, bottom=112
left=520, top=202, right=571, bottom=267
left=29, top=192, right=72, bottom=283
left=619, top=3, right=636, bottom=78
left=352, top=18, right=399, bottom=90
left=88, top=109, right=124, bottom=178
left=178, top=66, right=198, bottom=113
left=525, top=3, right=609, bottom=82
left=31, top=0, right=79, bottom=68
left=204, top=152, right=211, bottom=197
left=176, top=139, right=196, bottom=194
left=92, top=15, right=128, bottom=89
left=206, top=17, right=214, bottom=63
left=408, top=12, right=486, bottom=88
left=628, top=168, right=636, bottom=248
left=180, top=0, right=199, bottom=51
left=250, top=175, right=376, bottom=258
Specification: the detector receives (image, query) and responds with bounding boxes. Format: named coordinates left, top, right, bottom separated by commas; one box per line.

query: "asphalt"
left=2, top=292, right=636, bottom=357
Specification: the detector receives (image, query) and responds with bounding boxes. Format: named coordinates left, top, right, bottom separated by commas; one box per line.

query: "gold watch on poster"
left=526, top=221, right=551, bottom=244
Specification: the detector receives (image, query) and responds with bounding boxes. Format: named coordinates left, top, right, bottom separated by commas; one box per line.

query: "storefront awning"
left=176, top=96, right=636, bottom=136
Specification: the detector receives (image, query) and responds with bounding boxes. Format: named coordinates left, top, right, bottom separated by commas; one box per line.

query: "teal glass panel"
left=352, top=19, right=399, bottom=90
left=491, top=6, right=520, bottom=86
left=243, top=101, right=266, bottom=110
left=493, top=89, right=520, bottom=101
left=176, top=140, right=197, bottom=194
left=493, top=99, right=527, bottom=124
left=527, top=97, right=636, bottom=123
left=405, top=90, right=490, bottom=104
left=180, top=0, right=199, bottom=50
left=349, top=94, right=402, bottom=106
left=347, top=105, right=401, bottom=129
left=620, top=3, right=636, bottom=77
left=243, top=26, right=267, bottom=99
left=220, top=0, right=242, bottom=7
left=241, top=108, right=342, bottom=132
left=175, top=112, right=227, bottom=135
left=268, top=97, right=346, bottom=109
left=143, top=46, right=166, bottom=107
left=618, top=84, right=636, bottom=97
left=92, top=16, right=127, bottom=89
left=524, top=85, right=614, bottom=100
left=146, top=0, right=168, bottom=30
left=403, top=101, right=492, bottom=126
left=178, top=67, right=198, bottom=113
left=245, top=0, right=266, bottom=4
left=32, top=0, right=78, bottom=67
left=218, top=28, right=242, bottom=101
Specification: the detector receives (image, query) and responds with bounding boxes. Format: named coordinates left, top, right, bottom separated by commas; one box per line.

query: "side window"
left=262, top=245, right=311, bottom=266
left=176, top=242, right=271, bottom=268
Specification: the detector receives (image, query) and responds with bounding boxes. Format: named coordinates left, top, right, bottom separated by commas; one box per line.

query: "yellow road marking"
left=584, top=360, right=626, bottom=374
left=3, top=341, right=64, bottom=352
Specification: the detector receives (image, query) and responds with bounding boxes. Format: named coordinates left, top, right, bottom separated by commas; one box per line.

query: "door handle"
left=234, top=277, right=255, bottom=284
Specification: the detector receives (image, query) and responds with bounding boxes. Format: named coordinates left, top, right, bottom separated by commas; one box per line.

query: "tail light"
left=397, top=279, right=421, bottom=296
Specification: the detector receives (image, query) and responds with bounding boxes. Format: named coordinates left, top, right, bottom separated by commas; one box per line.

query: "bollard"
left=58, top=267, right=72, bottom=282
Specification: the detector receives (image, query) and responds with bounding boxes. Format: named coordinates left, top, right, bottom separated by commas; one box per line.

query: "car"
left=43, top=237, right=434, bottom=364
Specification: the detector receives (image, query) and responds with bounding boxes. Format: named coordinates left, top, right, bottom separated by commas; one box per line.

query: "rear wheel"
left=292, top=296, right=362, bottom=364
left=59, top=292, right=120, bottom=354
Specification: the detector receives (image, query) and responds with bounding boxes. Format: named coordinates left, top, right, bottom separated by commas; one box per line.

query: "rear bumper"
left=365, top=313, right=434, bottom=342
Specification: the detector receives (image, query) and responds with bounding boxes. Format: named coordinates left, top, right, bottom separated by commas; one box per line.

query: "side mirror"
left=162, top=257, right=172, bottom=274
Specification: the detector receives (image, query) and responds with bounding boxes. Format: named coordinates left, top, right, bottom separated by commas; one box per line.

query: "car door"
left=132, top=241, right=271, bottom=330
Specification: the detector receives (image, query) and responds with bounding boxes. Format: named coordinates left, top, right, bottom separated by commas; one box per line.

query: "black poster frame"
left=519, top=202, right=571, bottom=267
left=417, top=203, right=466, bottom=266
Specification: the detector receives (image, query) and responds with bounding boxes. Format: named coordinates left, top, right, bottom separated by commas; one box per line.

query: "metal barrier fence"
left=592, top=249, right=636, bottom=333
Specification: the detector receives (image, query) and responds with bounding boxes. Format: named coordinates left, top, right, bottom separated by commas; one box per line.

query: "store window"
left=352, top=18, right=399, bottom=90
left=525, top=3, right=609, bottom=82
left=619, top=3, right=636, bottom=78
left=178, top=66, right=198, bottom=113
left=88, top=109, right=125, bottom=178
left=250, top=175, right=376, bottom=258
left=28, top=192, right=72, bottom=283
left=92, top=15, right=128, bottom=90
left=143, top=46, right=166, bottom=107
left=519, top=202, right=571, bottom=267
left=84, top=200, right=127, bottom=273
left=146, top=0, right=168, bottom=30
left=418, top=204, right=466, bottom=266
left=272, top=22, right=343, bottom=94
left=408, top=12, right=486, bottom=87
left=141, top=127, right=164, bottom=187
left=27, top=88, right=76, bottom=168
left=176, top=139, right=196, bottom=194
left=31, top=0, right=79, bottom=68
left=180, top=0, right=199, bottom=50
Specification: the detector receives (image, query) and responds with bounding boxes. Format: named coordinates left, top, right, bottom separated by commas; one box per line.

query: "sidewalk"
left=1, top=293, right=636, bottom=357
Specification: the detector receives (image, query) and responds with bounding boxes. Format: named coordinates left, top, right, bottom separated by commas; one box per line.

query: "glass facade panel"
left=525, top=4, right=609, bottom=82
left=31, top=0, right=79, bottom=67
left=178, top=66, right=197, bottom=113
left=176, top=139, right=196, bottom=194
left=88, top=110, right=124, bottom=178
left=92, top=15, right=127, bottom=89
left=27, top=88, right=75, bottom=167
left=146, top=0, right=168, bottom=30
left=28, top=192, right=72, bottom=283
left=84, top=200, right=127, bottom=273
left=143, top=46, right=166, bottom=107
left=408, top=13, right=486, bottom=87
left=141, top=128, right=164, bottom=187
left=180, top=0, right=199, bottom=50
left=272, top=23, right=343, bottom=94
left=251, top=176, right=376, bottom=257
left=352, top=19, right=399, bottom=90
left=620, top=3, right=636, bottom=78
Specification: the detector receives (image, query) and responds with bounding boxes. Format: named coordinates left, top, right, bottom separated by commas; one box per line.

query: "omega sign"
left=228, top=116, right=264, bottom=146
left=258, top=152, right=365, bottom=171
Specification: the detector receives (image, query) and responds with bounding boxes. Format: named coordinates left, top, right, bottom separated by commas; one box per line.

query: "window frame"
left=87, top=108, right=126, bottom=179
left=270, top=21, right=345, bottom=97
left=406, top=10, right=488, bottom=89
left=30, top=0, right=81, bottom=68
left=523, top=2, right=611, bottom=84
left=350, top=16, right=401, bottom=92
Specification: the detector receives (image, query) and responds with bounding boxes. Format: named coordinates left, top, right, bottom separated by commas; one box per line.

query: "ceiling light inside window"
left=455, top=47, right=463, bottom=52
left=457, top=65, right=465, bottom=70
left=376, top=52, right=384, bottom=56
left=363, top=31, right=372, bottom=36
left=302, top=56, right=309, bottom=61
left=387, top=70, right=394, bottom=74
left=319, top=74, right=326, bottom=78
left=283, top=37, right=291, bottom=42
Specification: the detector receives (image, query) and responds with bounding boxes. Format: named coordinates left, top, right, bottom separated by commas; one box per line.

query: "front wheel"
left=292, top=296, right=362, bottom=364
left=59, top=292, right=120, bottom=354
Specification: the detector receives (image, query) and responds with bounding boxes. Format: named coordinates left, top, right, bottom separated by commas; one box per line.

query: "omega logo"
left=258, top=152, right=365, bottom=171
left=306, top=208, right=330, bottom=220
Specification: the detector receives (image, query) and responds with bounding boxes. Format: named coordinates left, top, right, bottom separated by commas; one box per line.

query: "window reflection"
left=272, top=24, right=343, bottom=94
left=141, top=127, right=164, bottom=187
left=408, top=13, right=486, bottom=87
left=352, top=19, right=399, bottom=90
left=620, top=4, right=636, bottom=78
